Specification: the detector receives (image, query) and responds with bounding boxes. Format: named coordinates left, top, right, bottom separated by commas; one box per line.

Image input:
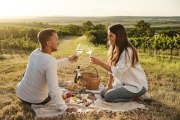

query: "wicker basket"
left=81, top=66, right=101, bottom=90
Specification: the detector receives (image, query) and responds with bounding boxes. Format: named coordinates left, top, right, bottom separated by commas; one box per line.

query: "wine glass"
left=86, top=45, right=92, bottom=57
left=76, top=44, right=83, bottom=55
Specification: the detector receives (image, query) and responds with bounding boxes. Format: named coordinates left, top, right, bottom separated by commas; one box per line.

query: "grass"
left=0, top=36, right=179, bottom=120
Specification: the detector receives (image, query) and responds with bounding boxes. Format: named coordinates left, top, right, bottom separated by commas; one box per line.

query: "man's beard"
left=51, top=47, right=57, bottom=52
left=51, top=44, right=59, bottom=52
left=52, top=48, right=57, bottom=51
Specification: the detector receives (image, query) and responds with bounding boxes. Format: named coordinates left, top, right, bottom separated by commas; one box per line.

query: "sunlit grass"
left=0, top=36, right=179, bottom=120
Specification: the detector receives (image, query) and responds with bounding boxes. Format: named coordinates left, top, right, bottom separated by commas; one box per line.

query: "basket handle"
left=82, top=66, right=99, bottom=78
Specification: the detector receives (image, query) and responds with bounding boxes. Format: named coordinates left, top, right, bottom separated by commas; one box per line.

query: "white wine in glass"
left=76, top=44, right=83, bottom=55
left=86, top=45, right=92, bottom=57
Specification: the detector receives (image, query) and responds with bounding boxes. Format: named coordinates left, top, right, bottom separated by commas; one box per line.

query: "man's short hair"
left=37, top=28, right=56, bottom=48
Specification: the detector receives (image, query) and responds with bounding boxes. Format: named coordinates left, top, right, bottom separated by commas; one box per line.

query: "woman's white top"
left=110, top=47, right=148, bottom=93
left=16, top=49, right=70, bottom=111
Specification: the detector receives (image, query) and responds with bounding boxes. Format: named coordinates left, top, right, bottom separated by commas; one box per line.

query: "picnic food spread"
left=60, top=66, right=101, bottom=107
left=62, top=81, right=98, bottom=107
left=64, top=92, right=97, bottom=107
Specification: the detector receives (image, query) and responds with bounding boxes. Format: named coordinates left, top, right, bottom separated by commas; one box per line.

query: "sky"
left=0, top=0, right=179, bottom=18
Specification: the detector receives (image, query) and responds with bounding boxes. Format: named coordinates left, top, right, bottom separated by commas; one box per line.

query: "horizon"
left=0, top=15, right=180, bottom=20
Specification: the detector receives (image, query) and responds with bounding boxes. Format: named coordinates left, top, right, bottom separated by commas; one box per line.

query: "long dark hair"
left=108, top=24, right=138, bottom=67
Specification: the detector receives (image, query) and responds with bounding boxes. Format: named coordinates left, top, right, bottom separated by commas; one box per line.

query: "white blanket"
left=31, top=94, right=146, bottom=118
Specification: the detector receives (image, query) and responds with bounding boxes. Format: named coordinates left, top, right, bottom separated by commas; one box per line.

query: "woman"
left=90, top=24, right=148, bottom=102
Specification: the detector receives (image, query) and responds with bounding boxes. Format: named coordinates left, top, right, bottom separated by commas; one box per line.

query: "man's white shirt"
left=16, top=48, right=70, bottom=111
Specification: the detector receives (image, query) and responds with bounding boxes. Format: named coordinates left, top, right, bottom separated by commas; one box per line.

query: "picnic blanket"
left=31, top=91, right=147, bottom=118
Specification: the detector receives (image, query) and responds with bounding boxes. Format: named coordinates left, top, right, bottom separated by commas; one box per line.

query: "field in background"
left=0, top=36, right=179, bottom=120
left=0, top=16, right=180, bottom=31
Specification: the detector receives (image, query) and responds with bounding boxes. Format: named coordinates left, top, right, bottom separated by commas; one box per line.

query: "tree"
left=67, top=24, right=82, bottom=36
left=82, top=21, right=95, bottom=32
left=94, top=24, right=107, bottom=31
left=84, top=24, right=107, bottom=45
left=133, top=20, right=155, bottom=37
left=85, top=30, right=107, bottom=45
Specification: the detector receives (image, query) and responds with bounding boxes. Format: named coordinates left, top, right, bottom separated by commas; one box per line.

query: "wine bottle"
left=74, top=66, right=81, bottom=83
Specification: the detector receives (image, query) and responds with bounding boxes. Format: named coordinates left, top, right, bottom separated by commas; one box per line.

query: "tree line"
left=0, top=20, right=179, bottom=55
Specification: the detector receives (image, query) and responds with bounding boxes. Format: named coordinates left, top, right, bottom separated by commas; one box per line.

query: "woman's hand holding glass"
left=90, top=57, right=102, bottom=65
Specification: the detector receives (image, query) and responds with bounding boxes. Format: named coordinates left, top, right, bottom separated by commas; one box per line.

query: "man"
left=16, top=28, right=78, bottom=112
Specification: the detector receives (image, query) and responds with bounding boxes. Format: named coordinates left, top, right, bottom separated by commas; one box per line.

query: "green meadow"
left=0, top=36, right=179, bottom=120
